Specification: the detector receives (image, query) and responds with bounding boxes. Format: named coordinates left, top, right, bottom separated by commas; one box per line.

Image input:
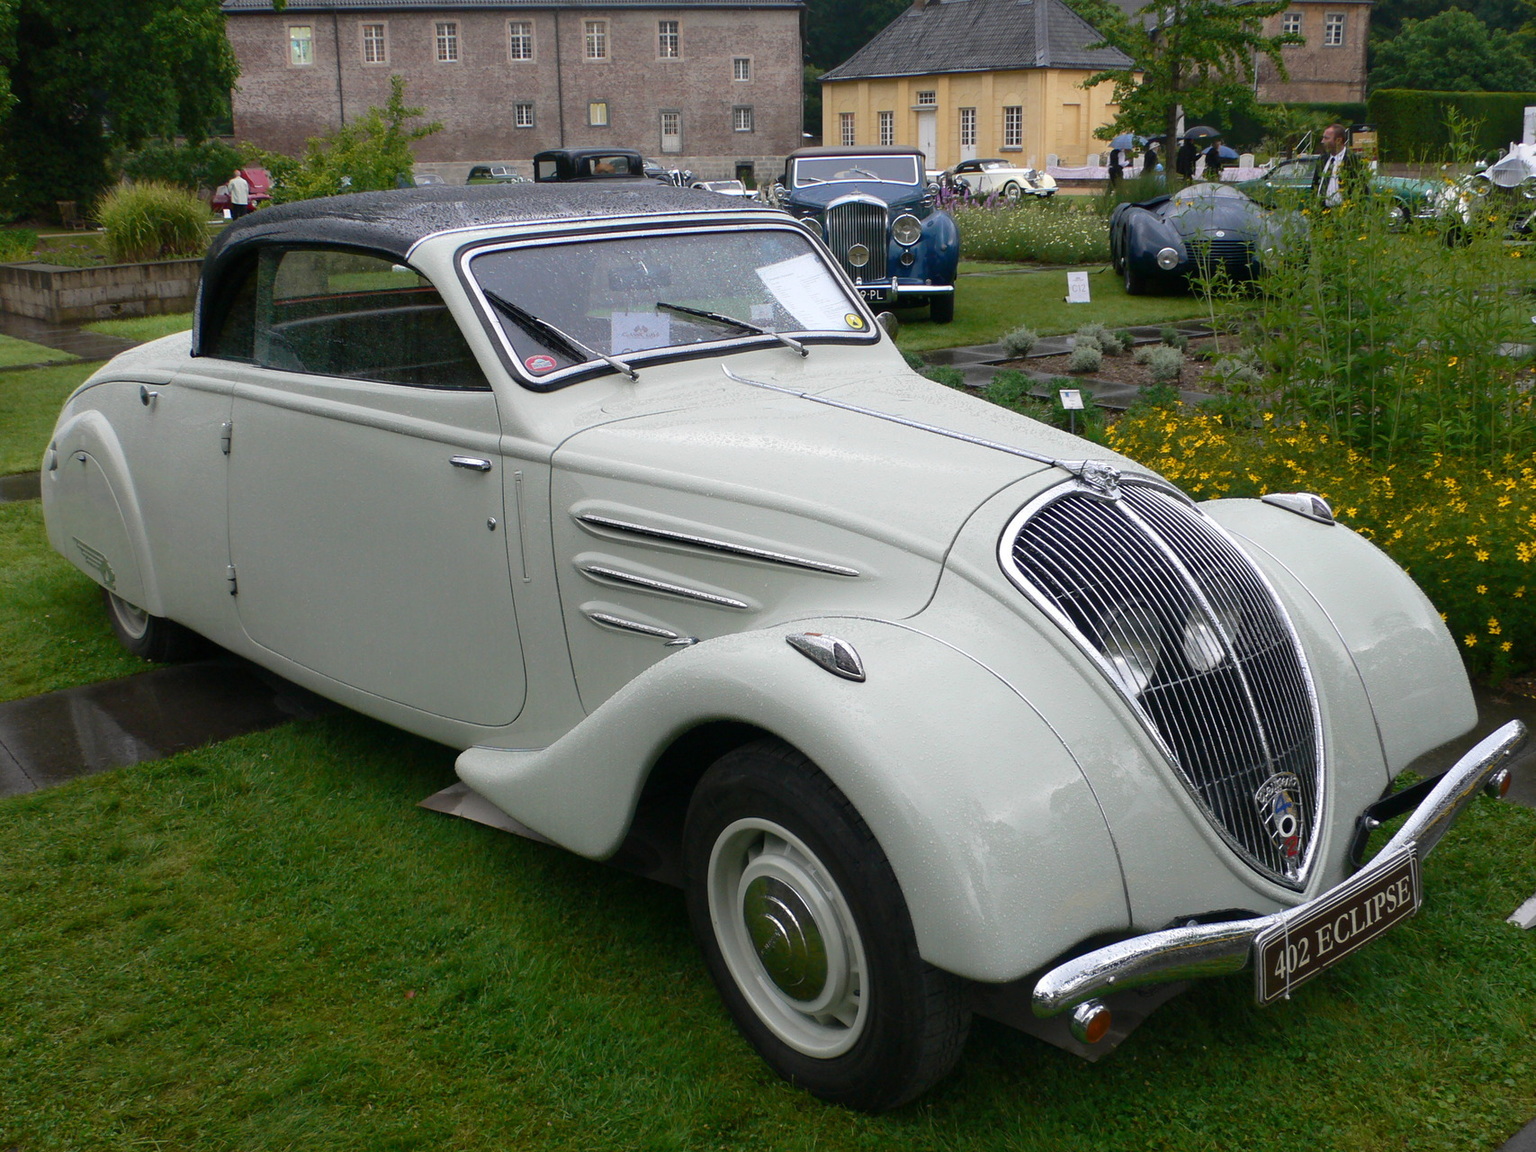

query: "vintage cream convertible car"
left=42, top=185, right=1523, bottom=1111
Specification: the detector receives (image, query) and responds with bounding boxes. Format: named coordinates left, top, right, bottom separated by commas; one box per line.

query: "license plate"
left=1254, top=848, right=1420, bottom=1005
left=859, top=287, right=890, bottom=303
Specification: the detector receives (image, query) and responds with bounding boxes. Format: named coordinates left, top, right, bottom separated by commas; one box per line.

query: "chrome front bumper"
left=1033, top=720, right=1527, bottom=1019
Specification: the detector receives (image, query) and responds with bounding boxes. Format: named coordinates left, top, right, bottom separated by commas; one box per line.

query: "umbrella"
left=1184, top=125, right=1221, bottom=139
left=1217, top=144, right=1240, bottom=160
left=1110, top=133, right=1144, bottom=150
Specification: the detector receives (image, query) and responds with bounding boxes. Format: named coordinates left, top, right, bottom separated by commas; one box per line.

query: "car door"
left=225, top=246, right=527, bottom=727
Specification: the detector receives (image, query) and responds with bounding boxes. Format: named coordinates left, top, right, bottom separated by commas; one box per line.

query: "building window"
left=509, top=21, right=534, bottom=60
left=589, top=100, right=609, bottom=127
left=289, top=26, right=313, bottom=66
left=658, top=20, right=679, bottom=58
left=1281, top=11, right=1302, bottom=38
left=733, top=57, right=751, bottom=81
left=733, top=106, right=754, bottom=132
left=661, top=110, right=682, bottom=153
left=1003, top=105, right=1022, bottom=148
left=878, top=110, right=894, bottom=145
left=916, top=90, right=936, bottom=107
left=584, top=20, right=608, bottom=60
left=840, top=111, right=855, bottom=146
left=435, top=22, right=459, bottom=62
left=1324, top=13, right=1345, bottom=44
left=959, top=107, right=976, bottom=148
left=361, top=23, right=387, bottom=64
left=515, top=102, right=535, bottom=128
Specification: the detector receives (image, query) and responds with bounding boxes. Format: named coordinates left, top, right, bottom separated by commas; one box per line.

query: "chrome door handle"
left=450, top=456, right=493, bottom=472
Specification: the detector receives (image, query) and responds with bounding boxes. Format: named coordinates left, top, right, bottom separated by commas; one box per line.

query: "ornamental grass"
left=1108, top=407, right=1536, bottom=682
left=95, top=181, right=210, bottom=264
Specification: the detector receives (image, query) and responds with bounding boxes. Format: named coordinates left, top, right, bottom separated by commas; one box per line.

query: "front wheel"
left=929, top=294, right=955, bottom=324
left=1123, top=259, right=1148, bottom=295
left=103, top=588, right=204, bottom=662
left=684, top=742, right=970, bottom=1112
left=1001, top=181, right=1022, bottom=203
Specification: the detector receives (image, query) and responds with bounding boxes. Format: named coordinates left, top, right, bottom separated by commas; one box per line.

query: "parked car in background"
left=775, top=145, right=959, bottom=322
left=1235, top=155, right=1435, bottom=227
left=1435, top=143, right=1536, bottom=237
left=691, top=179, right=754, bottom=198
left=210, top=167, right=272, bottom=212
left=941, top=158, right=1057, bottom=201
left=1111, top=183, right=1285, bottom=294
left=535, top=148, right=652, bottom=183
left=43, top=182, right=1522, bottom=1113
left=413, top=172, right=446, bottom=186
left=466, top=165, right=530, bottom=185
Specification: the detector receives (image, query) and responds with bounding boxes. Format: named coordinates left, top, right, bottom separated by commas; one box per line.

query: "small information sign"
left=1058, top=389, right=1084, bottom=410
left=1065, top=270, right=1091, bottom=304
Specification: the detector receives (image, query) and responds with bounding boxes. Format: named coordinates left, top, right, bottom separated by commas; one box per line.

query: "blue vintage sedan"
left=776, top=146, right=959, bottom=322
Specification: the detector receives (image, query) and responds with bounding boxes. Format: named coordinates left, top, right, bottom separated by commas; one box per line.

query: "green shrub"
left=985, top=368, right=1051, bottom=418
left=95, top=183, right=209, bottom=263
left=121, top=139, right=245, bottom=193
left=921, top=364, right=969, bottom=390
left=1000, top=325, right=1039, bottom=356
left=901, top=349, right=927, bottom=372
left=1074, top=322, right=1123, bottom=355
left=1048, top=377, right=1106, bottom=442
left=1130, top=381, right=1184, bottom=411
left=1107, top=408, right=1536, bottom=681
left=1135, top=344, right=1184, bottom=381
left=1369, top=89, right=1536, bottom=162
left=0, top=229, right=36, bottom=262
left=1067, top=343, right=1103, bottom=373
left=1209, top=355, right=1263, bottom=391
left=953, top=199, right=1110, bottom=264
left=1159, top=326, right=1189, bottom=352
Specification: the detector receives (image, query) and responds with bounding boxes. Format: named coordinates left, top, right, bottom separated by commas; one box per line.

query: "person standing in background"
left=228, top=170, right=251, bottom=219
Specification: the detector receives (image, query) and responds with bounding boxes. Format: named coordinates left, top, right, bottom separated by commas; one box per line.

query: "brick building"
left=1253, top=0, right=1370, bottom=103
left=221, top=0, right=804, bottom=183
left=819, top=0, right=1134, bottom=171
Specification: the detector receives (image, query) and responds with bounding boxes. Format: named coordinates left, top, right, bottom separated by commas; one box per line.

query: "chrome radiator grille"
left=825, top=201, right=888, bottom=282
left=1003, top=479, right=1322, bottom=887
left=1188, top=238, right=1252, bottom=274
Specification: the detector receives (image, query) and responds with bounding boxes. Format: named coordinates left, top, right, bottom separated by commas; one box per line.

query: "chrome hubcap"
left=708, top=817, right=867, bottom=1058
left=109, top=593, right=150, bottom=640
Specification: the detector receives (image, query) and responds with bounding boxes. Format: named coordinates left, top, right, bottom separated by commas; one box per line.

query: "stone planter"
left=0, top=257, right=202, bottom=324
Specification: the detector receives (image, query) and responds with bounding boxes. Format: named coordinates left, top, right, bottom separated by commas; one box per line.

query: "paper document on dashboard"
left=757, top=253, right=846, bottom=330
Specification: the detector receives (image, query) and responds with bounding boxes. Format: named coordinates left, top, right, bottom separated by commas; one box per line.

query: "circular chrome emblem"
left=847, top=243, right=870, bottom=268
left=1214, top=230, right=1226, bottom=238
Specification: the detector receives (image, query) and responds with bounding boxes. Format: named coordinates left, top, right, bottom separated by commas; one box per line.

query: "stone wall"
left=0, top=259, right=202, bottom=324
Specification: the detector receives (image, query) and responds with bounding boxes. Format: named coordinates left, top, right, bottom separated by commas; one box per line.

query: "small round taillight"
left=1070, top=1000, right=1113, bottom=1045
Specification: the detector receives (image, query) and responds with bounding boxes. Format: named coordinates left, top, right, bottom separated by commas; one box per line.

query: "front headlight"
left=892, top=213, right=922, bottom=246
left=1099, top=601, right=1162, bottom=697
left=1156, top=247, right=1180, bottom=270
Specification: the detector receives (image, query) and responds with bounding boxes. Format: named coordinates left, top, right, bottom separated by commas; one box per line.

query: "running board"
left=417, top=781, right=557, bottom=845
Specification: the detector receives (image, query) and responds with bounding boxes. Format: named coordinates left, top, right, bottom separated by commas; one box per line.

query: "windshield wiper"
left=482, top=288, right=638, bottom=381
left=656, top=301, right=807, bottom=358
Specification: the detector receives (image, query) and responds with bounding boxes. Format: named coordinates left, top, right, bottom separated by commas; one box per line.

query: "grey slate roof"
left=821, top=0, right=1133, bottom=81
left=224, top=0, right=798, bottom=10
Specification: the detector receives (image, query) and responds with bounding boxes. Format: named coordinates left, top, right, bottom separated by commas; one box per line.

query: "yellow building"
left=820, top=0, right=1134, bottom=170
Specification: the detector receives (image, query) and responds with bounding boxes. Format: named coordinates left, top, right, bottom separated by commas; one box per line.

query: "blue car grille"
left=825, top=202, right=888, bottom=283
left=1003, top=478, right=1323, bottom=888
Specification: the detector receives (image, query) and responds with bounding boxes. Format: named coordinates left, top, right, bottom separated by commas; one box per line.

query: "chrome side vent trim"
left=575, top=512, right=860, bottom=577
left=1000, top=477, right=1324, bottom=889
left=586, top=611, right=697, bottom=646
left=579, top=563, right=751, bottom=610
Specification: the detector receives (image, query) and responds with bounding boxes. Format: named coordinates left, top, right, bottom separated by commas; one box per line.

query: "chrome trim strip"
left=785, top=633, right=866, bottom=682
left=575, top=512, right=860, bottom=577
left=1031, top=720, right=1526, bottom=1017
left=585, top=611, right=681, bottom=640
left=891, top=283, right=955, bottom=295
left=579, top=563, right=751, bottom=610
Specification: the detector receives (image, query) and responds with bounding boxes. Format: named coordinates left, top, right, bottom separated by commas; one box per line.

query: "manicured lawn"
left=0, top=360, right=98, bottom=475
left=0, top=501, right=145, bottom=700
left=895, top=266, right=1209, bottom=352
left=85, top=312, right=193, bottom=343
left=0, top=713, right=1533, bottom=1151
left=0, top=335, right=75, bottom=369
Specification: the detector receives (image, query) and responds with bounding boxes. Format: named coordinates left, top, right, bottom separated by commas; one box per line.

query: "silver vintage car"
left=42, top=184, right=1522, bottom=1111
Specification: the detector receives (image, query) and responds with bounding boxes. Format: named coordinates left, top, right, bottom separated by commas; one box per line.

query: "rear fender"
left=457, top=617, right=1130, bottom=982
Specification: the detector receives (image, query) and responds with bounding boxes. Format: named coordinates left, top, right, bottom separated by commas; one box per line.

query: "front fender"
left=457, top=617, right=1130, bottom=982
left=892, top=210, right=959, bottom=287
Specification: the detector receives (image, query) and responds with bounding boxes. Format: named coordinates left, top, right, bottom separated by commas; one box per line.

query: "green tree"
left=1369, top=8, right=1536, bottom=91
left=0, top=0, right=237, bottom=220
left=253, top=75, right=442, bottom=204
left=804, top=0, right=909, bottom=72
left=1085, top=0, right=1297, bottom=172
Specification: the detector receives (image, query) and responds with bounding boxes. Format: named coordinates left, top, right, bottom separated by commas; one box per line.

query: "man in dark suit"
left=1310, top=124, right=1369, bottom=207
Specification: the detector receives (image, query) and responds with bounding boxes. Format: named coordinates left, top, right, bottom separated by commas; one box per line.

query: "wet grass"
left=0, top=335, right=75, bottom=369
left=84, top=311, right=192, bottom=343
left=0, top=360, right=97, bottom=476
left=893, top=267, right=1207, bottom=352
left=0, top=710, right=1534, bottom=1151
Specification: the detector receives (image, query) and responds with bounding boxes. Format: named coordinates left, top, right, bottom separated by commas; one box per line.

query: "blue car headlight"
left=1156, top=247, right=1180, bottom=270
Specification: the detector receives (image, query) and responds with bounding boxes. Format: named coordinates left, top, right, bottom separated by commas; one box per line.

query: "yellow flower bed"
left=1108, top=408, right=1535, bottom=681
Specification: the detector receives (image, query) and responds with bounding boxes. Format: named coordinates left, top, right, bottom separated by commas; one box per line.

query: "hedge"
left=1368, top=89, right=1536, bottom=161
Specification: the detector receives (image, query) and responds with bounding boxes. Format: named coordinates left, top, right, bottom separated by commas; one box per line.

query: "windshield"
left=469, top=226, right=873, bottom=386
left=792, top=155, right=921, bottom=187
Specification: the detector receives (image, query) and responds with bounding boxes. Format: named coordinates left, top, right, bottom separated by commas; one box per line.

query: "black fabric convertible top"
left=194, top=183, right=763, bottom=355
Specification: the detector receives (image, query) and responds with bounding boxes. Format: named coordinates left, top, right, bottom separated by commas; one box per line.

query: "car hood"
left=787, top=181, right=927, bottom=211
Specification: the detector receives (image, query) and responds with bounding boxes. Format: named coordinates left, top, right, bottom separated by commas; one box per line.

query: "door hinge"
left=220, top=422, right=233, bottom=455
left=227, top=564, right=238, bottom=596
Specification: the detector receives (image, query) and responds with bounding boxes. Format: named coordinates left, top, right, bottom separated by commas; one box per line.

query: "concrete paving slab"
left=0, top=471, right=40, bottom=502
left=0, top=658, right=331, bottom=797
left=1503, top=1116, right=1536, bottom=1151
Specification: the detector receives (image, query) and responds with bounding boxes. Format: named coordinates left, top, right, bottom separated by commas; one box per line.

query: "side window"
left=252, top=248, right=487, bottom=390
left=205, top=257, right=258, bottom=361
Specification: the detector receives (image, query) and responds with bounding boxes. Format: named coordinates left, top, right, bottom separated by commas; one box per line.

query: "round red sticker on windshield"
left=524, top=354, right=559, bottom=374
